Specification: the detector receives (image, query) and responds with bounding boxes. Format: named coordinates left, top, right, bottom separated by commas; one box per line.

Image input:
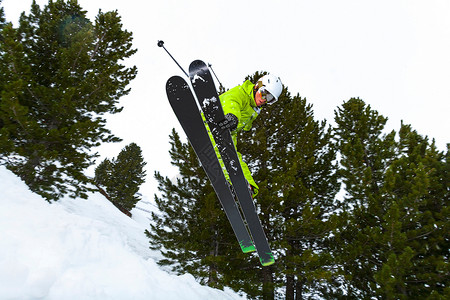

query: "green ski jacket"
left=220, top=80, right=261, bottom=137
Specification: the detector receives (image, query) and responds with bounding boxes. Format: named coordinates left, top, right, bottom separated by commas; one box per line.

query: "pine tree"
left=94, top=158, right=113, bottom=188
left=0, top=0, right=137, bottom=201
left=94, top=143, right=146, bottom=214
left=238, top=73, right=340, bottom=299
left=332, top=98, right=397, bottom=298
left=112, top=143, right=147, bottom=210
left=374, top=123, right=449, bottom=299
left=332, top=98, right=449, bottom=299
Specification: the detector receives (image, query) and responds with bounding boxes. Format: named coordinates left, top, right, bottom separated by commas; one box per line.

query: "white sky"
left=3, top=0, right=450, bottom=197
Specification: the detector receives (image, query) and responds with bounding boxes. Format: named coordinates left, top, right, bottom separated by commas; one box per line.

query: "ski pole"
left=207, top=63, right=224, bottom=90
left=157, top=40, right=188, bottom=78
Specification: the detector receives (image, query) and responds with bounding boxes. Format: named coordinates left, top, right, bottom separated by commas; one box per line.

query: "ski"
left=166, top=75, right=256, bottom=254
left=189, top=60, right=275, bottom=266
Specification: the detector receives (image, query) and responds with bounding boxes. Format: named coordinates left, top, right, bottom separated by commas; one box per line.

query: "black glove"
left=219, top=113, right=238, bottom=131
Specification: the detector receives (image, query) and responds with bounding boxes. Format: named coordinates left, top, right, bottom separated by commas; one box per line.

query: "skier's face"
left=255, top=87, right=275, bottom=107
left=255, top=90, right=264, bottom=106
left=255, top=89, right=267, bottom=107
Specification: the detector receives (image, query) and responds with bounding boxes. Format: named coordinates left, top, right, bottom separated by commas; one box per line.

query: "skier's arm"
left=221, top=94, right=242, bottom=121
left=219, top=86, right=246, bottom=132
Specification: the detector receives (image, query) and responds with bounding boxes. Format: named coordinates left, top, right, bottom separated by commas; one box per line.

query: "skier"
left=210, top=74, right=283, bottom=197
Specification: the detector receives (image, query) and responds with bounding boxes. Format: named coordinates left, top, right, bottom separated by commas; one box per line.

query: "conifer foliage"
left=94, top=143, right=146, bottom=214
left=332, top=98, right=449, bottom=299
left=332, top=98, right=397, bottom=298
left=0, top=1, right=5, bottom=28
left=374, top=124, right=449, bottom=299
left=0, top=0, right=137, bottom=201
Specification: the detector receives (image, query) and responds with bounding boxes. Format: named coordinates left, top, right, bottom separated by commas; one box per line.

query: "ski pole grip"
left=157, top=40, right=164, bottom=47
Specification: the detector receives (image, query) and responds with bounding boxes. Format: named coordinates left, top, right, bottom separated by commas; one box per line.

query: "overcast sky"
left=3, top=0, right=449, bottom=197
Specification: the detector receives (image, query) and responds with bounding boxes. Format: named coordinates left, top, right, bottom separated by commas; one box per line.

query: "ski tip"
left=166, top=75, right=187, bottom=95
left=191, top=59, right=206, bottom=66
left=189, top=59, right=208, bottom=75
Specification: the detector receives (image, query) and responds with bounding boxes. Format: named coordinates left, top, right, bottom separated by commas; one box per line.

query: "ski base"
left=166, top=75, right=256, bottom=254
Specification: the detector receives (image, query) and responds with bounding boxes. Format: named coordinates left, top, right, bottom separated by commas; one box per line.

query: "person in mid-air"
left=210, top=74, right=283, bottom=197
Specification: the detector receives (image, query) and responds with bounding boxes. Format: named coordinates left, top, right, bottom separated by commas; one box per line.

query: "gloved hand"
left=218, top=113, right=238, bottom=131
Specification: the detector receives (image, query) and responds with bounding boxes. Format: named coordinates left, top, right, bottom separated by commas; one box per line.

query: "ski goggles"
left=259, top=87, right=277, bottom=105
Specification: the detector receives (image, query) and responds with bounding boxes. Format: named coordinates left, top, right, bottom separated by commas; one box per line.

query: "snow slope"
left=0, top=166, right=243, bottom=300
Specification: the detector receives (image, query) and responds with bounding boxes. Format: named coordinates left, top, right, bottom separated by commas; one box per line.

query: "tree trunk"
left=262, top=266, right=274, bottom=300
left=286, top=274, right=294, bottom=300
left=295, top=278, right=304, bottom=300
left=208, top=230, right=219, bottom=287
left=95, top=184, right=132, bottom=217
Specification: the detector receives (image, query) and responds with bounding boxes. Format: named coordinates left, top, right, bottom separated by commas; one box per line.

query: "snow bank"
left=0, top=166, right=242, bottom=300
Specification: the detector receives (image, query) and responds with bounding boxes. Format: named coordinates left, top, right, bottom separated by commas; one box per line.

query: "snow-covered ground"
left=0, top=166, right=243, bottom=300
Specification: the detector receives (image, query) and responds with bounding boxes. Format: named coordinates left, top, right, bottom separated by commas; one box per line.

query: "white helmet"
left=257, top=74, right=283, bottom=105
